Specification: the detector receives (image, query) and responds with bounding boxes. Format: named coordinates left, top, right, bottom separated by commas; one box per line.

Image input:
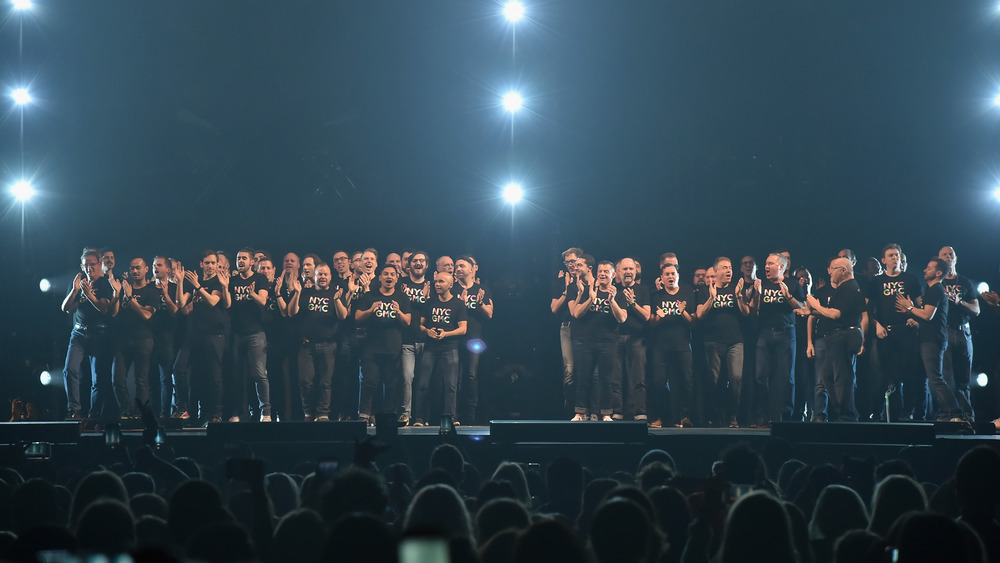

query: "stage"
left=1, top=420, right=997, bottom=485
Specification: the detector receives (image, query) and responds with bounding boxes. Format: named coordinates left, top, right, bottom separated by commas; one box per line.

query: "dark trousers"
left=298, top=341, right=336, bottom=418
left=458, top=344, right=481, bottom=423
left=63, top=327, right=113, bottom=417
left=228, top=332, right=271, bottom=418
left=360, top=352, right=403, bottom=419
left=334, top=334, right=361, bottom=420
left=704, top=341, right=743, bottom=424
left=813, top=328, right=862, bottom=421
left=617, top=334, right=647, bottom=419
left=921, top=341, right=960, bottom=420
left=151, top=334, right=175, bottom=418
left=112, top=336, right=154, bottom=418
left=573, top=339, right=618, bottom=416
left=873, top=326, right=920, bottom=420
left=649, top=345, right=693, bottom=425
left=754, top=327, right=795, bottom=423
left=174, top=334, right=224, bottom=420
left=943, top=325, right=974, bottom=420
left=415, top=347, right=459, bottom=423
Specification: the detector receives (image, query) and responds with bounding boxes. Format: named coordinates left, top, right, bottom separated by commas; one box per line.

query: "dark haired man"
left=696, top=257, right=750, bottom=427
left=226, top=248, right=271, bottom=422
left=356, top=264, right=411, bottom=425
left=454, top=255, right=493, bottom=424
left=648, top=263, right=695, bottom=427
left=552, top=247, right=583, bottom=417
left=109, top=257, right=160, bottom=419
left=150, top=256, right=180, bottom=419
left=570, top=261, right=627, bottom=422
left=398, top=250, right=431, bottom=425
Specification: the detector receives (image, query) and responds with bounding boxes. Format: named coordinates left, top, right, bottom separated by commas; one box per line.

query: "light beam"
left=502, top=182, right=523, bottom=204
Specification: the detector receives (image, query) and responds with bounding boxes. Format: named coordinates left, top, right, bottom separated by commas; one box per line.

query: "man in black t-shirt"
left=938, top=246, right=980, bottom=421
left=288, top=263, right=348, bottom=421
left=399, top=250, right=431, bottom=425
left=808, top=257, right=867, bottom=422
left=551, top=247, right=583, bottom=418
left=356, top=264, right=411, bottom=425
left=867, top=243, right=924, bottom=421
left=616, top=257, right=651, bottom=421
left=750, top=253, right=806, bottom=427
left=61, top=248, right=117, bottom=419
left=895, top=258, right=964, bottom=423
left=454, top=255, right=493, bottom=424
left=696, top=257, right=750, bottom=428
left=414, top=271, right=468, bottom=427
left=648, top=263, right=696, bottom=427
left=109, top=257, right=160, bottom=419
left=150, top=256, right=180, bottom=419
left=570, top=261, right=627, bottom=422
left=225, top=248, right=272, bottom=422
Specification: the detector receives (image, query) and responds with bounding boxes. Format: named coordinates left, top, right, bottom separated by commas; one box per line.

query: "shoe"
left=66, top=410, right=82, bottom=420
left=612, top=414, right=624, bottom=421
left=260, top=415, right=272, bottom=423
left=397, top=414, right=410, bottom=426
left=602, top=415, right=613, bottom=422
left=452, top=420, right=461, bottom=427
left=648, top=418, right=663, bottom=428
left=173, top=411, right=190, bottom=420
left=571, top=414, right=585, bottom=422
left=315, top=416, right=330, bottom=422
left=750, top=417, right=769, bottom=429
left=304, top=414, right=315, bottom=422
left=413, top=419, right=426, bottom=427
left=677, top=417, right=694, bottom=428
left=729, top=417, right=740, bottom=428
left=228, top=416, right=241, bottom=423
left=813, top=416, right=826, bottom=423
left=589, top=414, right=599, bottom=421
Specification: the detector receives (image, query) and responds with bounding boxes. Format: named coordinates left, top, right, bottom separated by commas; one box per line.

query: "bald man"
left=938, top=246, right=980, bottom=422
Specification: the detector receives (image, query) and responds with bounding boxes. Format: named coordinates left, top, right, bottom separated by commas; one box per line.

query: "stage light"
left=39, top=278, right=51, bottom=293
left=39, top=370, right=52, bottom=386
left=994, top=93, right=1000, bottom=107
left=976, top=372, right=989, bottom=388
left=11, top=88, right=31, bottom=106
left=993, top=186, right=1000, bottom=202
left=12, top=0, right=32, bottom=10
left=977, top=281, right=989, bottom=294
left=502, top=183, right=523, bottom=204
left=11, top=180, right=34, bottom=202
left=467, top=338, right=487, bottom=354
left=503, top=1, right=525, bottom=22
left=502, top=91, right=523, bottom=113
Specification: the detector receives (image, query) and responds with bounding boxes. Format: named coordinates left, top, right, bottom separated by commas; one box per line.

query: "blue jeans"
left=754, top=327, right=795, bottom=422
left=112, top=336, right=153, bottom=418
left=704, top=341, right=743, bottom=423
left=230, top=332, right=271, bottom=418
left=921, top=341, right=959, bottom=420
left=151, top=333, right=175, bottom=418
left=415, top=347, right=459, bottom=423
left=63, top=327, right=113, bottom=417
left=943, top=325, right=974, bottom=420
left=299, top=341, right=336, bottom=418
left=401, top=342, right=424, bottom=418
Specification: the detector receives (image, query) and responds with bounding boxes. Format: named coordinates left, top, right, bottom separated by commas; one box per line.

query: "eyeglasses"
left=333, top=257, right=349, bottom=262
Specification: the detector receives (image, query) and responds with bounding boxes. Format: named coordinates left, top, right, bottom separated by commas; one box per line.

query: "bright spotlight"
left=977, top=281, right=990, bottom=295
left=467, top=338, right=487, bottom=354
left=502, top=183, right=523, bottom=204
left=39, top=278, right=51, bottom=293
left=502, top=91, right=523, bottom=113
left=10, top=180, right=34, bottom=202
left=994, top=186, right=1000, bottom=202
left=39, top=370, right=52, bottom=386
left=11, top=88, right=31, bottom=106
left=994, top=93, right=1000, bottom=107
left=503, top=1, right=525, bottom=22
left=12, top=0, right=32, bottom=10
left=976, top=372, right=989, bottom=388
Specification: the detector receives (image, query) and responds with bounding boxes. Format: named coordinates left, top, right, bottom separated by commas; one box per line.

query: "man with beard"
left=356, top=264, right=411, bottom=425
left=648, top=263, right=696, bottom=428
left=273, top=253, right=304, bottom=420
left=868, top=243, right=923, bottom=421
left=895, top=258, right=965, bottom=424
left=615, top=257, right=650, bottom=421
left=696, top=257, right=749, bottom=427
left=808, top=257, right=867, bottom=422
left=938, top=246, right=980, bottom=422
left=109, top=257, right=160, bottom=419
left=100, top=248, right=117, bottom=281
left=61, top=248, right=117, bottom=420
left=570, top=261, right=627, bottom=422
left=413, top=271, right=467, bottom=427
left=176, top=251, right=229, bottom=425
left=400, top=249, right=414, bottom=279
left=398, top=250, right=431, bottom=425
left=739, top=256, right=759, bottom=423
left=750, top=253, right=805, bottom=427
left=150, top=256, right=180, bottom=419
left=288, top=263, right=348, bottom=421
left=454, top=255, right=493, bottom=424
left=551, top=248, right=583, bottom=417
left=257, top=255, right=291, bottom=420
left=225, top=248, right=271, bottom=422
left=336, top=249, right=375, bottom=420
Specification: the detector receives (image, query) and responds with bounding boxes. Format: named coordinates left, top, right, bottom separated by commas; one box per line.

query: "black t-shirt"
left=828, top=279, right=867, bottom=332
left=229, top=273, right=268, bottom=336
left=116, top=283, right=160, bottom=340
left=758, top=279, right=806, bottom=331
left=356, top=288, right=411, bottom=355
left=421, top=294, right=468, bottom=351
left=551, top=274, right=579, bottom=324
left=867, top=272, right=922, bottom=328
left=617, top=283, right=650, bottom=337
left=69, top=276, right=114, bottom=329
left=455, top=281, right=492, bottom=340
left=400, top=277, right=430, bottom=344
left=918, top=283, right=949, bottom=345
left=941, top=275, right=979, bottom=329
left=260, top=279, right=281, bottom=330
left=184, top=277, right=227, bottom=336
left=576, top=286, right=626, bottom=343
left=811, top=283, right=836, bottom=340
left=650, top=286, right=694, bottom=350
left=151, top=281, right=178, bottom=339
left=699, top=282, right=743, bottom=344
left=297, top=287, right=341, bottom=342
